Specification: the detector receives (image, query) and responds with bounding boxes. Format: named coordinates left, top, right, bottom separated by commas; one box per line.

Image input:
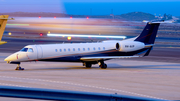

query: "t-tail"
left=134, top=20, right=172, bottom=56
left=134, top=22, right=160, bottom=45
left=0, top=15, right=9, bottom=45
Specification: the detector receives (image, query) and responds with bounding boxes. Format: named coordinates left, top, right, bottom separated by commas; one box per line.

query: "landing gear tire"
left=99, top=61, right=107, bottom=69
left=85, top=63, right=92, bottom=68
left=100, top=64, right=107, bottom=69
left=15, top=64, right=24, bottom=70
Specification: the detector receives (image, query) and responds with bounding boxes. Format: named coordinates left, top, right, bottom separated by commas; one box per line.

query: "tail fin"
left=0, top=15, right=9, bottom=45
left=134, top=22, right=160, bottom=44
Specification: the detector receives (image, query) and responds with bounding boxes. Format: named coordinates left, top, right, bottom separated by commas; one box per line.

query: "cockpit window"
left=20, top=48, right=28, bottom=52
left=28, top=48, right=33, bottom=52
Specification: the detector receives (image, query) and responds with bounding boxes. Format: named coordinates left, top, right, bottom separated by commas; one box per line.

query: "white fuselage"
left=4, top=40, right=146, bottom=62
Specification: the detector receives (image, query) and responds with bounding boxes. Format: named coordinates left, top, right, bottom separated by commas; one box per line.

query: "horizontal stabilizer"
left=143, top=20, right=173, bottom=24
left=80, top=56, right=140, bottom=61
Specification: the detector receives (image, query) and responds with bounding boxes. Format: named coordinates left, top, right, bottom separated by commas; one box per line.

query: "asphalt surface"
left=0, top=37, right=180, bottom=100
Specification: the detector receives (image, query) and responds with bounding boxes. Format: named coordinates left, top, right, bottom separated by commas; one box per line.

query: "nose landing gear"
left=15, top=64, right=24, bottom=70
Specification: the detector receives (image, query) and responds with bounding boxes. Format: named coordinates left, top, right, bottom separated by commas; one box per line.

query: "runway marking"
left=0, top=76, right=166, bottom=100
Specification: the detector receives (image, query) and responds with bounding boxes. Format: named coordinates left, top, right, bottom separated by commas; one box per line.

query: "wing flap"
left=80, top=56, right=140, bottom=61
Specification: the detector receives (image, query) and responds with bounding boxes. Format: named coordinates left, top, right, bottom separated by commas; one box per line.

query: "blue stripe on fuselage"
left=38, top=47, right=150, bottom=62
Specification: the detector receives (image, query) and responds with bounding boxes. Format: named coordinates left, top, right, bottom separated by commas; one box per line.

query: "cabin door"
left=36, top=46, right=43, bottom=59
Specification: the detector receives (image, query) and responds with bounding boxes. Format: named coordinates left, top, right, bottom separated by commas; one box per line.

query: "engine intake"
left=116, top=43, right=120, bottom=50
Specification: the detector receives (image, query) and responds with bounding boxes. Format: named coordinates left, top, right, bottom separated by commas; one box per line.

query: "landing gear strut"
left=15, top=64, right=24, bottom=70
left=83, top=62, right=92, bottom=68
left=99, top=61, right=107, bottom=69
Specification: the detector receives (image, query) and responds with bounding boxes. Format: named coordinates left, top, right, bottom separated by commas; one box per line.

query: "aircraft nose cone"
left=4, top=57, right=8, bottom=61
left=4, top=54, right=17, bottom=62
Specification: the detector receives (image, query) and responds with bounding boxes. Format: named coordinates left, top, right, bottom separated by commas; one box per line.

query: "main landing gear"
left=83, top=61, right=107, bottom=69
left=15, top=64, right=24, bottom=70
left=99, top=61, right=107, bottom=69
left=83, top=62, right=92, bottom=68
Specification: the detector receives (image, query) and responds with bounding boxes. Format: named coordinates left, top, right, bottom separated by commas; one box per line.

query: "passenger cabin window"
left=83, top=48, right=85, bottom=51
left=28, top=48, right=33, bottom=52
left=88, top=48, right=90, bottom=51
left=20, top=48, right=28, bottom=52
left=93, top=47, right=95, bottom=50
left=59, top=49, right=62, bottom=52
left=68, top=49, right=70, bottom=51
left=98, top=47, right=101, bottom=50
left=78, top=48, right=80, bottom=51
left=103, top=47, right=105, bottom=50
left=73, top=48, right=75, bottom=51
left=64, top=49, right=66, bottom=52
left=55, top=49, right=58, bottom=52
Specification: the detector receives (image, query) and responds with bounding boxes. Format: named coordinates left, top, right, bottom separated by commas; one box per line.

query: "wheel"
left=85, top=63, right=92, bottom=68
left=15, top=67, right=21, bottom=70
left=15, top=67, right=24, bottom=70
left=100, top=64, right=107, bottom=69
left=15, top=67, right=19, bottom=70
left=104, top=64, right=107, bottom=69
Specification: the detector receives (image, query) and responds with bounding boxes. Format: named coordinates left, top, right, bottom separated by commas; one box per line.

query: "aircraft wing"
left=80, top=56, right=140, bottom=61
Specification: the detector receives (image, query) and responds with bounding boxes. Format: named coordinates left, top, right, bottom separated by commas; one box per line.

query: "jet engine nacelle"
left=116, top=41, right=145, bottom=52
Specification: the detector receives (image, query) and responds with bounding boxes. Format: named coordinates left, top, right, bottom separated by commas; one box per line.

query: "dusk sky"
left=0, top=0, right=180, bottom=16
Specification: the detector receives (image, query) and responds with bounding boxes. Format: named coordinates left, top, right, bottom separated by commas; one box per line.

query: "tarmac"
left=0, top=37, right=180, bottom=100
left=0, top=52, right=180, bottom=100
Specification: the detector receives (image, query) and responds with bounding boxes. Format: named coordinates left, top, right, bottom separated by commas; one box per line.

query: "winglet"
left=0, top=17, right=14, bottom=20
left=0, top=41, right=7, bottom=45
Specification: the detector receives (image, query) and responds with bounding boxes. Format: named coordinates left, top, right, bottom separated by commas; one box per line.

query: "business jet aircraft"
left=0, top=15, right=9, bottom=45
left=5, top=21, right=167, bottom=70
